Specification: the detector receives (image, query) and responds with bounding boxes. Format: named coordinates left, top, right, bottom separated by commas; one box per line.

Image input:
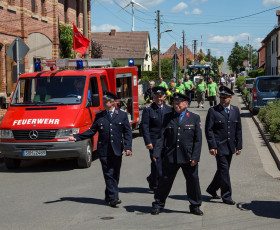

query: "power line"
left=162, top=5, right=280, bottom=26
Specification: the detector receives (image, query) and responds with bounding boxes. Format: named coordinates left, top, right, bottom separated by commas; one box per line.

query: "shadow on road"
left=119, top=187, right=152, bottom=194
left=237, top=201, right=280, bottom=219
left=44, top=197, right=106, bottom=206
left=123, top=205, right=189, bottom=214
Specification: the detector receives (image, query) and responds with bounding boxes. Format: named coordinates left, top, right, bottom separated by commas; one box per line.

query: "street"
left=0, top=92, right=279, bottom=230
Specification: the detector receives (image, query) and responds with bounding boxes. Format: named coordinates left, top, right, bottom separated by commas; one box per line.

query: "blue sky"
left=91, top=0, right=280, bottom=60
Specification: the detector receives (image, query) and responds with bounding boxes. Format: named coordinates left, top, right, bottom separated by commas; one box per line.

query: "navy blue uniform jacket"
left=153, top=110, right=202, bottom=164
left=141, top=102, right=172, bottom=146
left=205, top=104, right=242, bottom=155
left=74, top=109, right=132, bottom=157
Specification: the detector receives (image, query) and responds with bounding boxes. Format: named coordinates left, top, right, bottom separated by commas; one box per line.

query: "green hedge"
left=236, top=76, right=245, bottom=92
left=242, top=88, right=249, bottom=102
left=248, top=69, right=265, bottom=78
left=258, top=100, right=280, bottom=142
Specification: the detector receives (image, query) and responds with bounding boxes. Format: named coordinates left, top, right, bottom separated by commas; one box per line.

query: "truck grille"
left=12, top=130, right=58, bottom=140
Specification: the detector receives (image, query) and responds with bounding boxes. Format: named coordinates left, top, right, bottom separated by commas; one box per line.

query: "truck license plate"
left=22, top=150, right=47, bottom=157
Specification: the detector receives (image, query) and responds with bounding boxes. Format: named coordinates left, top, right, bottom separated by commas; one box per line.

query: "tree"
left=186, top=58, right=192, bottom=66
left=113, top=59, right=124, bottom=67
left=59, top=24, right=73, bottom=58
left=218, top=56, right=224, bottom=65
left=151, top=47, right=159, bottom=56
left=91, top=41, right=103, bottom=58
left=152, top=57, right=181, bottom=78
left=197, top=50, right=205, bottom=62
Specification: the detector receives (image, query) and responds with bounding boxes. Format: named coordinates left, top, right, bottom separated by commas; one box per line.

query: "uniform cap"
left=219, top=86, right=234, bottom=96
left=103, top=91, right=118, bottom=100
left=173, top=93, right=189, bottom=101
left=152, top=86, right=167, bottom=95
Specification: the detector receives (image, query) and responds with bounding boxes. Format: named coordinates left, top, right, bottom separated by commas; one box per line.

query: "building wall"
left=265, top=40, right=272, bottom=75
left=270, top=33, right=278, bottom=75
left=0, top=0, right=91, bottom=117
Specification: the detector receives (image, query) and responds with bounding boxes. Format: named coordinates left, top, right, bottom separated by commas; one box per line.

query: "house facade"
left=91, top=30, right=152, bottom=72
left=0, top=0, right=91, bottom=109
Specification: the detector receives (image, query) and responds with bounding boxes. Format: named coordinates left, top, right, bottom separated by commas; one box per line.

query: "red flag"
left=73, top=23, right=90, bottom=54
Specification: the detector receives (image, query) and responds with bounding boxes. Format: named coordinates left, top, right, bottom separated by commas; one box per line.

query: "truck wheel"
left=4, top=158, right=21, bottom=169
left=77, top=140, right=92, bottom=168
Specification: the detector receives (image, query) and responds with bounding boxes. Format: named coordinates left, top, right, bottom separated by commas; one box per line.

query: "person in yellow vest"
left=195, top=76, right=207, bottom=108
left=207, top=77, right=218, bottom=107
left=175, top=79, right=186, bottom=94
left=156, top=77, right=168, bottom=89
left=144, top=81, right=155, bottom=104
left=166, top=80, right=179, bottom=105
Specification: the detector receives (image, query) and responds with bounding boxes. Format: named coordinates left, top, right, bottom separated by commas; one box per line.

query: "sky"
left=91, top=0, right=280, bottom=60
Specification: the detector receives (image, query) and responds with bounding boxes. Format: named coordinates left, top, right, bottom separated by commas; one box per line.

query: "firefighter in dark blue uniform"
left=205, top=86, right=242, bottom=205
left=151, top=93, right=203, bottom=216
left=141, top=86, right=172, bottom=191
left=69, top=91, right=132, bottom=207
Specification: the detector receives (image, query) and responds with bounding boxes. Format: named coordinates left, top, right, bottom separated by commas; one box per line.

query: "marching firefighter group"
left=69, top=74, right=242, bottom=216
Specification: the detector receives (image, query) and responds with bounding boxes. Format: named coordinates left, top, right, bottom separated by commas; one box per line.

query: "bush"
left=248, top=70, right=258, bottom=78
left=236, top=76, right=245, bottom=92
left=258, top=100, right=280, bottom=142
left=242, top=88, right=249, bottom=102
left=257, top=68, right=265, bottom=76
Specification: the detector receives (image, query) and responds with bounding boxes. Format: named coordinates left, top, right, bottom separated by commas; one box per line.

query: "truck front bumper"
left=0, top=140, right=87, bottom=160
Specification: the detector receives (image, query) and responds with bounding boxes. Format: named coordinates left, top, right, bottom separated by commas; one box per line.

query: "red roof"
left=91, top=30, right=150, bottom=59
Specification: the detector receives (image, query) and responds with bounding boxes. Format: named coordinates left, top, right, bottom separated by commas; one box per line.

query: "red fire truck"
left=0, top=59, right=139, bottom=169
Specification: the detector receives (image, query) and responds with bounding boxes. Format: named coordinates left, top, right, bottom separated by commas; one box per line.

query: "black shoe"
left=206, top=189, right=221, bottom=199
left=105, top=197, right=110, bottom=203
left=151, top=207, right=161, bottom=215
left=223, top=199, right=235, bottom=205
left=190, top=207, right=203, bottom=216
left=109, top=199, right=122, bottom=207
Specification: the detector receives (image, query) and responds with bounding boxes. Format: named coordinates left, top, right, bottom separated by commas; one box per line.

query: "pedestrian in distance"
left=183, top=75, right=194, bottom=107
left=151, top=93, right=203, bottom=216
left=69, top=91, right=132, bottom=208
left=229, top=74, right=236, bottom=91
left=195, top=76, right=207, bottom=108
left=205, top=86, right=242, bottom=205
left=207, top=77, right=218, bottom=107
left=141, top=86, right=172, bottom=192
left=156, top=77, right=168, bottom=89
left=144, top=81, right=155, bottom=104
left=175, top=79, right=186, bottom=94
left=166, top=80, right=179, bottom=105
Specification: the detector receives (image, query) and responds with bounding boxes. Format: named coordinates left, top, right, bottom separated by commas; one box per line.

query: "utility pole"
left=193, top=40, right=197, bottom=62
left=183, top=30, right=185, bottom=70
left=208, top=49, right=211, bottom=62
left=157, top=10, right=161, bottom=79
left=83, top=0, right=89, bottom=58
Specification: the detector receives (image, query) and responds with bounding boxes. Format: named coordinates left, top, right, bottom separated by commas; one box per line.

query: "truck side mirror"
left=0, top=96, right=8, bottom=109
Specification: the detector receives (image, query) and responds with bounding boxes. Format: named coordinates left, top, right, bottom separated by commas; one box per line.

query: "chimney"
left=277, top=10, right=280, bottom=25
left=110, top=29, right=116, bottom=36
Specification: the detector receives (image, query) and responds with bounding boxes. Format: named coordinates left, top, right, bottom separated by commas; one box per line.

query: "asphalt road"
left=0, top=93, right=280, bottom=230
left=220, top=62, right=230, bottom=75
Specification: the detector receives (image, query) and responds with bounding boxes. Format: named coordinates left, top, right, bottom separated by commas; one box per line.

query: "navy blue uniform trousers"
left=153, top=161, right=202, bottom=208
left=148, top=149, right=162, bottom=190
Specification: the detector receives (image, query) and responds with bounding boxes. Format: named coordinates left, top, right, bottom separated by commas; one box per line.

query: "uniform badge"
left=185, top=124, right=194, bottom=127
left=186, top=112, right=190, bottom=117
left=115, top=110, right=118, bottom=114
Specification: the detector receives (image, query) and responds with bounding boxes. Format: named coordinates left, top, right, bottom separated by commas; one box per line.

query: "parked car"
left=242, top=78, right=255, bottom=91
left=248, top=76, right=280, bottom=115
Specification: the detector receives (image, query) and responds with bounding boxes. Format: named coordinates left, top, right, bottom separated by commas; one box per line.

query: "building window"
left=8, top=0, right=15, bottom=5
left=76, top=0, right=80, bottom=26
left=31, top=0, right=36, bottom=12
left=41, top=0, right=46, bottom=16
left=64, top=0, right=68, bottom=23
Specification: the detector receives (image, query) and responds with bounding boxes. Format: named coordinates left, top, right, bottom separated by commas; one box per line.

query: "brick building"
left=0, top=0, right=91, bottom=116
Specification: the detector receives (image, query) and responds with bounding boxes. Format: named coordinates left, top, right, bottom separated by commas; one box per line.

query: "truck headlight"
left=0, top=130, right=14, bottom=139
left=55, top=128, right=79, bottom=138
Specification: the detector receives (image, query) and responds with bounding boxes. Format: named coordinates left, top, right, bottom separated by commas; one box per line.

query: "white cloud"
left=252, top=38, right=264, bottom=49
left=263, top=0, right=280, bottom=6
left=208, top=33, right=250, bottom=44
left=171, top=2, right=188, bottom=13
left=92, top=24, right=122, bottom=32
left=190, top=0, right=208, bottom=5
left=184, top=8, right=202, bottom=15
left=192, top=8, right=202, bottom=14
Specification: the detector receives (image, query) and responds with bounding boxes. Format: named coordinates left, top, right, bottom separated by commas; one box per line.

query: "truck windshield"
left=11, top=76, right=86, bottom=106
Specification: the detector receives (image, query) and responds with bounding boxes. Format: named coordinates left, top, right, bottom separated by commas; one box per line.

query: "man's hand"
left=153, top=156, right=157, bottom=162
left=236, top=149, right=242, bottom=155
left=125, top=150, right=132, bottom=156
left=69, top=134, right=76, bottom=141
left=146, top=143, right=153, bottom=150
left=190, top=160, right=198, bottom=167
left=209, top=149, right=217, bottom=156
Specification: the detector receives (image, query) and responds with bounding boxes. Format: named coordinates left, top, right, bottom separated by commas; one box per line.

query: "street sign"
left=243, top=60, right=249, bottom=67
left=6, top=37, right=30, bottom=63
left=128, top=59, right=134, bottom=66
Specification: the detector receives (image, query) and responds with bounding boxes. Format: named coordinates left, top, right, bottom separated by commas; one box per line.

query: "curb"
left=251, top=115, right=280, bottom=170
left=241, top=94, right=280, bottom=171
